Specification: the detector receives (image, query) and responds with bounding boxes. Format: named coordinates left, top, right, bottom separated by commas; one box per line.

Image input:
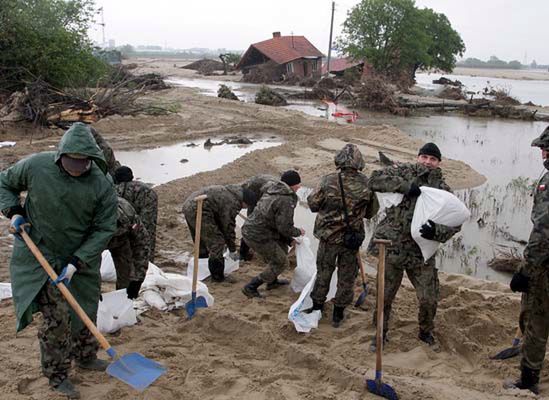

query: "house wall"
left=284, top=58, right=323, bottom=79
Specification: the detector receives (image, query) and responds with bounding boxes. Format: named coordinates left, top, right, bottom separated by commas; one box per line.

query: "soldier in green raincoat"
left=0, top=122, right=118, bottom=399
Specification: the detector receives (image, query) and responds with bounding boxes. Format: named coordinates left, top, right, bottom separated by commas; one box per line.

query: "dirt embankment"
left=1, top=81, right=539, bottom=400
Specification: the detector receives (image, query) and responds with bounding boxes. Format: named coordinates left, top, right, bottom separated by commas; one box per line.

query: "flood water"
left=116, top=137, right=282, bottom=186
left=166, top=76, right=546, bottom=282
left=416, top=72, right=549, bottom=106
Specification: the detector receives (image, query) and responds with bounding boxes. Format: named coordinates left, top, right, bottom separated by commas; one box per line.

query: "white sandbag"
left=411, top=186, right=471, bottom=261
left=97, top=289, right=137, bottom=333
left=288, top=268, right=338, bottom=333
left=376, top=192, right=404, bottom=211
left=0, top=282, right=12, bottom=300
left=291, top=237, right=317, bottom=293
left=100, top=250, right=117, bottom=282
left=142, top=263, right=214, bottom=311
left=186, top=251, right=239, bottom=281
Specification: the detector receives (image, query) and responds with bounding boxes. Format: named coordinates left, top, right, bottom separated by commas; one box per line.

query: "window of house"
left=286, top=62, right=294, bottom=74
left=312, top=60, right=318, bottom=72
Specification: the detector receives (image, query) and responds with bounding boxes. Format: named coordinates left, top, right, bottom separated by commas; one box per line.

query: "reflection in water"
left=116, top=137, right=282, bottom=186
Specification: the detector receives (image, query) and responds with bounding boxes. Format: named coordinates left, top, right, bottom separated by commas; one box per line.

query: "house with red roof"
left=237, top=32, right=324, bottom=81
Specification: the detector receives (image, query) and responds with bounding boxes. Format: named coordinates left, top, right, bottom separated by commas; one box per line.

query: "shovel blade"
left=366, top=379, right=399, bottom=400
left=107, top=352, right=166, bottom=391
left=490, top=345, right=521, bottom=360
left=355, top=287, right=368, bottom=307
left=185, top=295, right=208, bottom=319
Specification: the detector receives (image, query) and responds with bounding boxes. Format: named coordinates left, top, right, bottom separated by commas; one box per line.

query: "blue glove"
left=9, top=214, right=28, bottom=240
left=52, top=264, right=77, bottom=287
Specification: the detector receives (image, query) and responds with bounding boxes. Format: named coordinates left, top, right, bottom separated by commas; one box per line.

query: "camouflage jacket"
left=108, top=197, right=150, bottom=281
left=307, top=169, right=378, bottom=244
left=89, top=127, right=120, bottom=176
left=242, top=181, right=301, bottom=244
left=116, top=180, right=158, bottom=231
left=523, top=170, right=549, bottom=278
left=182, top=184, right=243, bottom=252
left=369, top=162, right=460, bottom=251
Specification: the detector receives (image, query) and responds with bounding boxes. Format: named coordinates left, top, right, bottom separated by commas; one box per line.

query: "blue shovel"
left=21, top=230, right=166, bottom=391
left=366, top=239, right=398, bottom=400
left=185, top=194, right=209, bottom=319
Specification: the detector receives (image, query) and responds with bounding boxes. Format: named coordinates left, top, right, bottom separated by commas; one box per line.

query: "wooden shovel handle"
left=374, top=239, right=391, bottom=373
left=20, top=231, right=112, bottom=352
left=192, top=195, right=207, bottom=292
left=357, top=253, right=366, bottom=285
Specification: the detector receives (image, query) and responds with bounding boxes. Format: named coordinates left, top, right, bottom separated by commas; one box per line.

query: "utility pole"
left=326, top=1, right=335, bottom=76
left=97, top=7, right=106, bottom=47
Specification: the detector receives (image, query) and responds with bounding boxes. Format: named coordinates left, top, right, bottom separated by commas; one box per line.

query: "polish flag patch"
left=539, top=184, right=546, bottom=191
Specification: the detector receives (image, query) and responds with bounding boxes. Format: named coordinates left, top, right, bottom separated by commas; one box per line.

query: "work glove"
left=228, top=251, right=239, bottom=261
left=420, top=220, right=436, bottom=240
left=9, top=214, right=29, bottom=240
left=510, top=271, right=529, bottom=293
left=53, top=264, right=77, bottom=287
left=407, top=183, right=421, bottom=198
left=126, top=279, right=144, bottom=300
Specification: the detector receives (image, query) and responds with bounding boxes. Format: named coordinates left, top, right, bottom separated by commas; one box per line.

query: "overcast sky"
left=89, top=0, right=549, bottom=64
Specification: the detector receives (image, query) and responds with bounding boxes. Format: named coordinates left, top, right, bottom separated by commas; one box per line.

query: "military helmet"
left=334, top=143, right=365, bottom=171
left=531, top=126, right=549, bottom=149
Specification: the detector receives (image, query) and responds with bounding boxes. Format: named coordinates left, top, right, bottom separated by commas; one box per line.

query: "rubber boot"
left=418, top=330, right=436, bottom=346
left=505, top=366, right=540, bottom=395
left=239, top=239, right=253, bottom=261
left=304, top=301, right=324, bottom=314
left=208, top=258, right=225, bottom=282
left=52, top=379, right=81, bottom=399
left=266, top=278, right=290, bottom=290
left=76, top=358, right=109, bottom=371
left=242, top=277, right=264, bottom=298
left=332, top=306, right=345, bottom=328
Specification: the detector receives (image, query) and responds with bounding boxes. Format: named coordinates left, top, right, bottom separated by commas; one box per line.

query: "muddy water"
left=116, top=137, right=282, bottom=186
left=416, top=72, right=549, bottom=106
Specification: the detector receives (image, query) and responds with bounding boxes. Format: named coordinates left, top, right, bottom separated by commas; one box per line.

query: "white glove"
left=54, top=264, right=78, bottom=286
left=228, top=251, right=239, bottom=261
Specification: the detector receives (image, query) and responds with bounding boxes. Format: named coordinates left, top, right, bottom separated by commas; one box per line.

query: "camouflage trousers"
left=244, top=237, right=289, bottom=284
left=372, top=249, right=439, bottom=334
left=520, top=273, right=549, bottom=371
left=144, top=220, right=157, bottom=263
left=109, top=236, right=136, bottom=290
left=36, top=283, right=98, bottom=385
left=310, top=241, right=359, bottom=307
left=184, top=210, right=225, bottom=261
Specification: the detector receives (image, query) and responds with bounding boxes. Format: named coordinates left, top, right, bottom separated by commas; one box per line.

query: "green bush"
left=0, top=0, right=109, bottom=93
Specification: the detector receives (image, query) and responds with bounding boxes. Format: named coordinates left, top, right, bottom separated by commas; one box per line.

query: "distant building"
left=108, top=39, right=116, bottom=48
left=237, top=32, right=324, bottom=80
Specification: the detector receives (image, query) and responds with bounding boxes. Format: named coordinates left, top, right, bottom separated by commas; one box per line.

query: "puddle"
left=116, top=136, right=282, bottom=186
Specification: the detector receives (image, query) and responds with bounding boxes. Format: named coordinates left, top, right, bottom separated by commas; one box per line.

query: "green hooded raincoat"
left=0, top=123, right=118, bottom=332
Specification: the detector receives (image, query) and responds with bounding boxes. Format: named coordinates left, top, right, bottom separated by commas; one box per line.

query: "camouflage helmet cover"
left=531, top=126, right=549, bottom=148
left=334, top=143, right=365, bottom=171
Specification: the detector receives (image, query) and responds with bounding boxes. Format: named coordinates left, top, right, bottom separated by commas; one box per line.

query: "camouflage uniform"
left=108, top=197, right=150, bottom=289
left=242, top=181, right=301, bottom=283
left=89, top=127, right=120, bottom=176
left=517, top=130, right=549, bottom=378
left=368, top=162, right=460, bottom=335
left=239, top=174, right=278, bottom=258
left=307, top=144, right=378, bottom=308
left=116, top=181, right=158, bottom=262
left=37, top=283, right=98, bottom=385
left=182, top=185, right=244, bottom=280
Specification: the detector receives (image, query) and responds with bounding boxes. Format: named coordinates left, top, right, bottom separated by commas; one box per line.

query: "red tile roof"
left=249, top=36, right=324, bottom=65
left=321, top=57, right=363, bottom=74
